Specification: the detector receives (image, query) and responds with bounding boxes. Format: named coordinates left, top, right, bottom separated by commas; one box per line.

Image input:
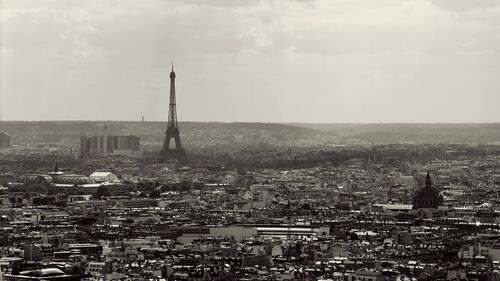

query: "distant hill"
left=0, top=121, right=318, bottom=146
left=291, top=123, right=500, bottom=144
left=2, top=121, right=500, bottom=147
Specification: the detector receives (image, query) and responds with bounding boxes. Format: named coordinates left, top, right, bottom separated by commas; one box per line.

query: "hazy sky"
left=1, top=0, right=500, bottom=123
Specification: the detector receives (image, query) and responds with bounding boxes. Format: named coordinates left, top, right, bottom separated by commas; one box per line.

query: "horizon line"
left=1, top=120, right=500, bottom=125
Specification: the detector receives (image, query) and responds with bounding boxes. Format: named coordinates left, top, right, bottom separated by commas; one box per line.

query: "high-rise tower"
left=159, top=64, right=187, bottom=163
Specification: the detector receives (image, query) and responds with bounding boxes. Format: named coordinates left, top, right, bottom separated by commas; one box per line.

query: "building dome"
left=25, top=174, right=53, bottom=185
left=412, top=172, right=443, bottom=209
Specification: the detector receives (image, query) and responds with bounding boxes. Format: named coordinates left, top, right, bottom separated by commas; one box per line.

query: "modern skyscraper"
left=159, top=64, right=187, bottom=163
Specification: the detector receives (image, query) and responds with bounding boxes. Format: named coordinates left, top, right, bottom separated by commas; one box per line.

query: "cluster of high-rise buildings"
left=0, top=132, right=11, bottom=148
left=80, top=126, right=140, bottom=158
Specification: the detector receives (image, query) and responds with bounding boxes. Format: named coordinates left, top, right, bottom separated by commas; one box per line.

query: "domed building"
left=54, top=174, right=96, bottom=185
left=25, top=174, right=53, bottom=186
left=25, top=172, right=95, bottom=186
left=412, top=172, right=443, bottom=209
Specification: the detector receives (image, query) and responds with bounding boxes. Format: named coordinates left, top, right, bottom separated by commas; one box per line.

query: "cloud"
left=428, top=0, right=499, bottom=12
left=1, top=0, right=500, bottom=122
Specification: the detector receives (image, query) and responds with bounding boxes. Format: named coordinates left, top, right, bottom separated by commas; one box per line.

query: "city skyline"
left=1, top=0, right=500, bottom=123
left=2, top=1, right=500, bottom=279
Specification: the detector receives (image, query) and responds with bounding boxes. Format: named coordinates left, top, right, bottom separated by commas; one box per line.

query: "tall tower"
left=159, top=63, right=187, bottom=163
left=103, top=125, right=108, bottom=154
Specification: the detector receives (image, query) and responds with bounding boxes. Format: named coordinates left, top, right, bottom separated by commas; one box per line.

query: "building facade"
left=80, top=135, right=140, bottom=158
left=0, top=132, right=11, bottom=147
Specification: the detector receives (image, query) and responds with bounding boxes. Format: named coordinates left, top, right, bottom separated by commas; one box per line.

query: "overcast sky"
left=1, top=0, right=500, bottom=123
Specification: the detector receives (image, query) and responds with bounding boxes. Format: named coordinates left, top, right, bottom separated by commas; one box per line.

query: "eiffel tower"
left=159, top=63, right=187, bottom=163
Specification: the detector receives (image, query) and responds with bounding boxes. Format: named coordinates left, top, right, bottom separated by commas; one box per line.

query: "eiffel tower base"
left=159, top=149, right=187, bottom=163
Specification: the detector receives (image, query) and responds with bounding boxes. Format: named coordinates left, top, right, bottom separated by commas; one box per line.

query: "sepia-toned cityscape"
left=2, top=0, right=500, bottom=280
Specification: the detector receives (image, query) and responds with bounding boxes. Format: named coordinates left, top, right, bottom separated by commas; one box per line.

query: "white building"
left=89, top=172, right=119, bottom=183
